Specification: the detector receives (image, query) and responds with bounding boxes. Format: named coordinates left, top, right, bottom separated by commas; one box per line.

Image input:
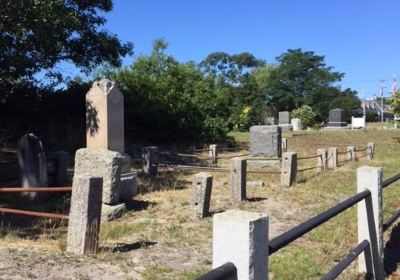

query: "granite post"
left=347, top=146, right=356, bottom=162
left=357, top=166, right=383, bottom=279
left=280, top=152, right=297, bottom=187
left=328, top=147, right=338, bottom=169
left=67, top=175, right=103, bottom=255
left=191, top=172, right=213, bottom=218
left=209, top=144, right=218, bottom=164
left=317, top=148, right=327, bottom=171
left=213, top=210, right=268, bottom=280
left=229, top=158, right=247, bottom=201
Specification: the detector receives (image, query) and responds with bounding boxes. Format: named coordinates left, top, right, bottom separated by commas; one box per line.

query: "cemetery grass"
left=1, top=129, right=400, bottom=279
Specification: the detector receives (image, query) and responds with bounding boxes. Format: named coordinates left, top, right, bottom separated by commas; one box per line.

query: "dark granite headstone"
left=17, top=133, right=48, bottom=188
left=327, top=108, right=347, bottom=127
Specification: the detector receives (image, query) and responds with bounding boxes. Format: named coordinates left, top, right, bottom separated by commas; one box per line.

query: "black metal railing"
left=268, top=190, right=370, bottom=255
left=321, top=240, right=371, bottom=280
left=382, top=172, right=400, bottom=232
left=196, top=262, right=237, bottom=280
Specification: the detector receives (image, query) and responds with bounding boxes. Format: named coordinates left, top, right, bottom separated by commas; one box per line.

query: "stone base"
left=278, top=124, right=293, bottom=131
left=119, top=172, right=138, bottom=200
left=327, top=122, right=347, bottom=127
left=101, top=203, right=126, bottom=222
left=324, top=126, right=350, bottom=131
left=247, top=157, right=281, bottom=169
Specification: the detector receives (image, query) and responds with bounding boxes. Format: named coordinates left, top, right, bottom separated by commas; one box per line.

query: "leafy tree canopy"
left=0, top=0, right=133, bottom=89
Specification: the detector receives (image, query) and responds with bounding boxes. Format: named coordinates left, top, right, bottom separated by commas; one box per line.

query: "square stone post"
left=209, top=144, right=218, bottom=164
left=142, top=146, right=159, bottom=176
left=213, top=210, right=268, bottom=280
left=67, top=175, right=103, bottom=255
left=347, top=146, right=356, bottom=162
left=317, top=148, right=327, bottom=171
left=367, top=142, right=375, bottom=160
left=327, top=147, right=338, bottom=169
left=357, top=166, right=383, bottom=279
left=280, top=152, right=297, bottom=187
left=281, top=138, right=287, bottom=152
left=191, top=172, right=213, bottom=218
left=229, top=158, right=247, bottom=201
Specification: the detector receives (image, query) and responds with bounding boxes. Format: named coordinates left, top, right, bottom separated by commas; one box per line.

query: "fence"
left=197, top=165, right=400, bottom=280
left=144, top=142, right=374, bottom=189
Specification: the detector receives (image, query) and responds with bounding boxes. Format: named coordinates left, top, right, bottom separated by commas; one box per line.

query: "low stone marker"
left=280, top=152, right=297, bottom=187
left=67, top=175, right=103, bottom=255
left=347, top=146, right=355, bottom=162
left=53, top=151, right=69, bottom=186
left=229, top=158, right=247, bottom=201
left=142, top=146, right=159, bottom=176
left=327, top=147, right=338, bottom=169
left=213, top=210, right=268, bottom=280
left=249, top=125, right=282, bottom=157
left=191, top=172, right=213, bottom=218
left=209, top=144, right=218, bottom=164
left=317, top=148, right=327, bottom=171
left=17, top=133, right=48, bottom=188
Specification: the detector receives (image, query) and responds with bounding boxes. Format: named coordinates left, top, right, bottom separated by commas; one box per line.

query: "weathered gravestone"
left=17, top=133, right=48, bottom=188
left=326, top=108, right=347, bottom=129
left=264, top=117, right=275, bottom=125
left=278, top=111, right=293, bottom=131
left=249, top=125, right=282, bottom=157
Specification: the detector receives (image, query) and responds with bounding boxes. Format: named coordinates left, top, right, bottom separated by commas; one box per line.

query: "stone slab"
left=278, top=111, right=290, bottom=124
left=119, top=172, right=138, bottom=200
left=74, top=148, right=123, bottom=205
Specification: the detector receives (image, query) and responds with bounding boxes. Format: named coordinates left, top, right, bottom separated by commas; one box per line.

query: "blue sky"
left=67, top=0, right=400, bottom=99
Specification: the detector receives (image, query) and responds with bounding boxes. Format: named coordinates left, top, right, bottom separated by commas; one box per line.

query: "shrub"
left=291, top=105, right=316, bottom=128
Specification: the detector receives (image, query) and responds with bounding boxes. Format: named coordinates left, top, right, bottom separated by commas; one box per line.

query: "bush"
left=365, top=110, right=379, bottom=122
left=291, top=105, right=316, bottom=128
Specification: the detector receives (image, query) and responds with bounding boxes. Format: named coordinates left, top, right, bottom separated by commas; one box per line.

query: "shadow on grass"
left=111, top=241, right=157, bottom=252
left=123, top=199, right=157, bottom=211
left=384, top=223, right=400, bottom=276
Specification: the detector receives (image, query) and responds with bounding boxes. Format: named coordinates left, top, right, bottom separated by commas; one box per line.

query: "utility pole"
left=380, top=80, right=385, bottom=123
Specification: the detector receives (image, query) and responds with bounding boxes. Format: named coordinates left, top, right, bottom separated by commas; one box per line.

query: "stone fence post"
left=67, top=175, right=103, bottom=255
left=209, top=144, right=218, bottom=164
left=191, top=172, right=213, bottom=218
left=142, top=146, right=159, bottom=176
left=367, top=142, right=375, bottom=160
left=327, top=147, right=338, bottom=169
left=317, top=148, right=327, bottom=171
left=281, top=138, right=287, bottom=152
left=229, top=158, right=246, bottom=201
left=280, top=152, right=297, bottom=187
left=347, top=146, right=355, bottom=162
left=357, top=166, right=383, bottom=279
left=213, top=210, right=269, bottom=280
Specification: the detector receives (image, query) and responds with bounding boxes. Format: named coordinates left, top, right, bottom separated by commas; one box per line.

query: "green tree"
left=0, top=0, right=133, bottom=91
left=112, top=39, right=228, bottom=143
left=389, top=90, right=400, bottom=117
left=263, top=49, right=344, bottom=118
left=291, top=105, right=316, bottom=128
